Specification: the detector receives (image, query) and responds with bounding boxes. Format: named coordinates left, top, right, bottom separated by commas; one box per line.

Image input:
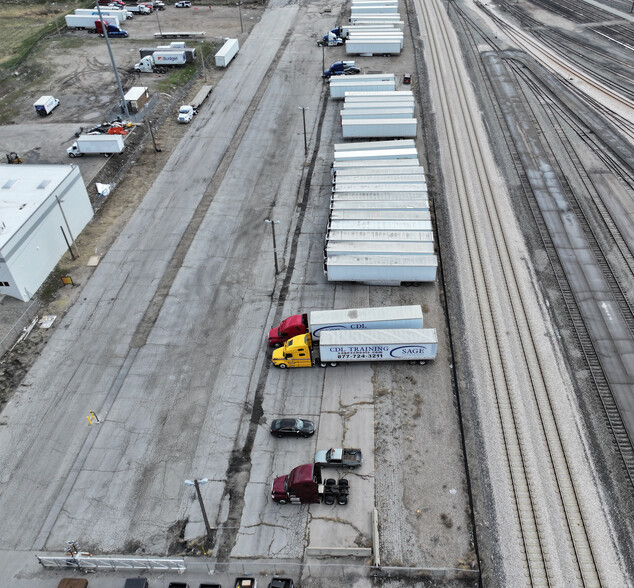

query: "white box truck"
left=33, top=96, right=59, bottom=116
left=67, top=134, right=125, bottom=157
left=268, top=305, right=424, bottom=346
left=215, top=38, right=239, bottom=67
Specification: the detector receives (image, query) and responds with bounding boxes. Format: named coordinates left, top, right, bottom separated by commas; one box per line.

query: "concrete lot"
left=0, top=0, right=473, bottom=586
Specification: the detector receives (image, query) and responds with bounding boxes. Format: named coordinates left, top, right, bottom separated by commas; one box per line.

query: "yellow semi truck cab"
left=271, top=334, right=315, bottom=368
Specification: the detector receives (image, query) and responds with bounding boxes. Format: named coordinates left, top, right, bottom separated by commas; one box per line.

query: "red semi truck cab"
left=271, top=463, right=322, bottom=504
left=268, top=314, right=308, bottom=347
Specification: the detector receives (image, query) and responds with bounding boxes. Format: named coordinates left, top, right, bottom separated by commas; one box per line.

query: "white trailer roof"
left=341, top=109, right=414, bottom=119
left=335, top=174, right=426, bottom=184
left=330, top=210, right=430, bottom=221
left=326, top=230, right=434, bottom=241
left=311, top=305, right=422, bottom=325
left=334, top=149, right=418, bottom=161
left=326, top=241, right=435, bottom=255
left=319, top=327, right=437, bottom=346
left=330, top=74, right=396, bottom=83
left=335, top=139, right=416, bottom=151
left=332, top=191, right=428, bottom=200
left=330, top=199, right=429, bottom=210
left=332, top=159, right=421, bottom=170
left=335, top=166, right=424, bottom=176
left=335, top=183, right=426, bottom=192
left=329, top=220, right=433, bottom=231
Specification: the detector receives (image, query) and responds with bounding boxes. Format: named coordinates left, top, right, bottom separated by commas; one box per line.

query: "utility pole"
left=184, top=479, right=213, bottom=541
left=95, top=4, right=129, bottom=117
left=298, top=107, right=308, bottom=158
left=155, top=6, right=163, bottom=36
left=237, top=1, right=244, bottom=33
left=264, top=219, right=280, bottom=274
left=147, top=120, right=161, bottom=152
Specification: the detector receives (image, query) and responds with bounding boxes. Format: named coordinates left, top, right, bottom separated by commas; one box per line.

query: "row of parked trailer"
left=323, top=140, right=437, bottom=285
left=340, top=88, right=417, bottom=138
left=347, top=0, right=403, bottom=55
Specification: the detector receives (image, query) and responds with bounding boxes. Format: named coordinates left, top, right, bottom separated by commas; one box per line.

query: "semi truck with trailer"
left=134, top=51, right=187, bottom=72
left=67, top=134, right=125, bottom=157
left=126, top=4, right=151, bottom=14
left=271, top=328, right=438, bottom=368
left=65, top=14, right=119, bottom=30
left=271, top=463, right=349, bottom=504
left=139, top=43, right=197, bottom=62
left=268, top=305, right=423, bottom=347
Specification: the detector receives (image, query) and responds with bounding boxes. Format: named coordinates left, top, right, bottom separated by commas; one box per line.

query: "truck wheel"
left=68, top=153, right=76, bottom=158
left=418, top=360, right=427, bottom=365
left=278, top=363, right=287, bottom=369
left=278, top=499, right=287, bottom=504
left=338, top=495, right=348, bottom=505
left=330, top=362, right=338, bottom=367
left=273, top=342, right=281, bottom=349
left=320, top=362, right=327, bottom=368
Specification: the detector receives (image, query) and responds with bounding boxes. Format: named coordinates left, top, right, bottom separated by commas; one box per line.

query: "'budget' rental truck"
left=272, top=328, right=437, bottom=368
left=268, top=305, right=423, bottom=347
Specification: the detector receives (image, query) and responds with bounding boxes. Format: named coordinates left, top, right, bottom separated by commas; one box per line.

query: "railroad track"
left=449, top=1, right=634, bottom=488
left=415, top=0, right=604, bottom=582
left=474, top=1, right=634, bottom=141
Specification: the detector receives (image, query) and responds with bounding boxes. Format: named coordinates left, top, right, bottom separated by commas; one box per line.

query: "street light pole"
left=184, top=479, right=213, bottom=540
left=237, top=2, right=244, bottom=33
left=298, top=107, right=308, bottom=158
left=155, top=7, right=163, bottom=36
left=95, top=4, right=129, bottom=117
left=264, top=219, right=280, bottom=274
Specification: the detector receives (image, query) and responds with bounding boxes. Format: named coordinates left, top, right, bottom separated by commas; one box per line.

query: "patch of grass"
left=0, top=0, right=92, bottom=71
left=38, top=265, right=68, bottom=304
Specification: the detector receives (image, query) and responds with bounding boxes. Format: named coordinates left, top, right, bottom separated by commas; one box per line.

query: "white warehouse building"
left=0, top=164, right=93, bottom=301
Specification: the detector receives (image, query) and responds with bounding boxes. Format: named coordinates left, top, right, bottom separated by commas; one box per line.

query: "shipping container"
left=325, top=255, right=438, bottom=284
left=215, top=38, right=239, bottom=67
left=342, top=118, right=417, bottom=138
left=329, top=220, right=433, bottom=231
left=326, top=230, right=434, bottom=242
left=330, top=199, right=430, bottom=212
left=326, top=241, right=435, bottom=256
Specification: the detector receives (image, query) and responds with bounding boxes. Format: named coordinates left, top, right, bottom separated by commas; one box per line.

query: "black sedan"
left=270, top=418, right=315, bottom=438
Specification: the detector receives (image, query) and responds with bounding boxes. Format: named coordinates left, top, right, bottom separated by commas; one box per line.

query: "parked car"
left=270, top=418, right=315, bottom=438
left=175, top=1, right=191, bottom=6
left=268, top=580, right=295, bottom=588
left=124, top=580, right=149, bottom=588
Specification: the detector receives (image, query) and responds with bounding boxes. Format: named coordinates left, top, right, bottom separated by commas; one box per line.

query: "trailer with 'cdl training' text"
left=272, top=328, right=438, bottom=368
left=268, top=305, right=423, bottom=346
